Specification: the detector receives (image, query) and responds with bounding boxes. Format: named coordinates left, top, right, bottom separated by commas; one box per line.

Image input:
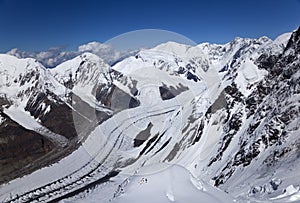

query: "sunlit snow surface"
left=111, top=164, right=234, bottom=203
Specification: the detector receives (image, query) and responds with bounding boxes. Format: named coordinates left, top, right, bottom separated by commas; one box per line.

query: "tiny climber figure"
left=139, top=178, right=144, bottom=184
left=139, top=178, right=148, bottom=185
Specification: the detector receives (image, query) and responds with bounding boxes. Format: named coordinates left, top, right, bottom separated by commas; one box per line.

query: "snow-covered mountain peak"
left=273, top=32, right=292, bottom=46
left=153, top=41, right=192, bottom=54
left=51, top=52, right=111, bottom=87
left=51, top=52, right=108, bottom=76
left=197, top=34, right=287, bottom=74
left=113, top=41, right=210, bottom=82
left=0, top=54, right=52, bottom=101
left=256, top=32, right=292, bottom=55
left=258, top=35, right=272, bottom=42
left=152, top=41, right=209, bottom=61
left=0, top=54, right=45, bottom=76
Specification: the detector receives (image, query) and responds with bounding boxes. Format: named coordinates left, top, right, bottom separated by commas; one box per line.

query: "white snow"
left=51, top=53, right=98, bottom=77
left=3, top=105, right=41, bottom=130
left=0, top=53, right=66, bottom=101
left=0, top=54, right=40, bottom=76
left=51, top=52, right=111, bottom=109
left=44, top=105, right=51, bottom=115
left=50, top=53, right=109, bottom=83
left=235, top=59, right=267, bottom=96
left=112, top=164, right=234, bottom=203
left=273, top=32, right=292, bottom=47
left=0, top=116, right=4, bottom=126
left=270, top=185, right=300, bottom=202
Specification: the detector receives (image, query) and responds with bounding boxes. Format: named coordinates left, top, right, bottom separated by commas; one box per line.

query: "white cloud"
left=6, top=42, right=139, bottom=68
left=6, top=47, right=77, bottom=68
left=78, top=42, right=111, bottom=52
left=78, top=42, right=122, bottom=64
left=6, top=48, right=30, bottom=59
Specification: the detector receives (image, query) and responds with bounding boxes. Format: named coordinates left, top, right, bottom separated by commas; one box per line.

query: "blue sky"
left=0, top=0, right=299, bottom=52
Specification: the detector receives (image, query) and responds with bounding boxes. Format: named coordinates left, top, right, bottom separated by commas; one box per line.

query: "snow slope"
left=50, top=53, right=111, bottom=109
left=112, top=164, right=234, bottom=203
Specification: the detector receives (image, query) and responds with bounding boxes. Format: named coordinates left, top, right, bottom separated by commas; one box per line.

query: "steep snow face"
left=198, top=33, right=290, bottom=71
left=197, top=37, right=272, bottom=102
left=51, top=53, right=111, bottom=86
left=51, top=53, right=112, bottom=108
left=264, top=32, right=292, bottom=53
left=0, top=54, right=45, bottom=101
left=0, top=54, right=66, bottom=103
left=235, top=58, right=268, bottom=96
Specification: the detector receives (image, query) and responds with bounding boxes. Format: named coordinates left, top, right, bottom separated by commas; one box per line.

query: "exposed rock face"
left=0, top=112, right=53, bottom=184
left=25, top=91, right=79, bottom=139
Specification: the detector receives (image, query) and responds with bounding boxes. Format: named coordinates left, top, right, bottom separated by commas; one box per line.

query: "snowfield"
left=112, top=164, right=234, bottom=203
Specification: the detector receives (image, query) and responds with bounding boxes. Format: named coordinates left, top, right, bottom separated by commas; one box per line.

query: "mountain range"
left=0, top=27, right=299, bottom=203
